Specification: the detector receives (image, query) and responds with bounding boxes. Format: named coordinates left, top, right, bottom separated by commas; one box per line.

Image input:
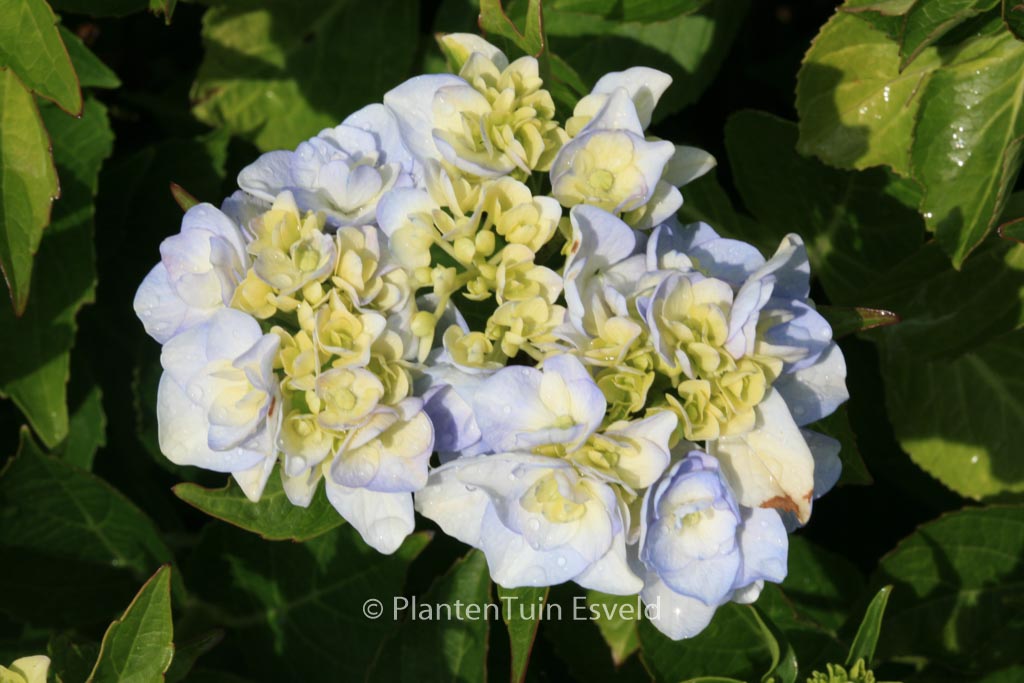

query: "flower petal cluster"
left=135, top=32, right=850, bottom=641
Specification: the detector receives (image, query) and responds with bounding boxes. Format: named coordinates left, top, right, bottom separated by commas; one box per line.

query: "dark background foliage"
left=1, top=0, right=1022, bottom=681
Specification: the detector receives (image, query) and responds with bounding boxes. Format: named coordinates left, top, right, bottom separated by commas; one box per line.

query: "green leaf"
left=149, top=0, right=176, bottom=24
left=899, top=0, right=1000, bottom=69
left=165, top=630, right=223, bottom=683
left=0, top=430, right=173, bottom=630
left=725, top=110, right=926, bottom=304
left=817, top=306, right=901, bottom=338
left=186, top=523, right=430, bottom=681
left=88, top=565, right=174, bottom=683
left=0, top=0, right=81, bottom=114
left=480, top=0, right=545, bottom=55
left=845, top=585, right=891, bottom=668
left=865, top=241, right=1024, bottom=359
left=0, top=97, right=113, bottom=447
left=0, top=428, right=173, bottom=578
left=498, top=585, right=549, bottom=683
left=192, top=0, right=418, bottom=152
left=638, top=604, right=774, bottom=682
left=0, top=68, right=58, bottom=315
left=872, top=505, right=1024, bottom=673
left=586, top=591, right=642, bottom=665
left=751, top=606, right=798, bottom=683
left=542, top=0, right=749, bottom=118
left=911, top=21, right=1024, bottom=267
left=373, top=550, right=491, bottom=682
left=57, top=384, right=106, bottom=470
left=548, top=0, right=711, bottom=22
left=1006, top=0, right=1024, bottom=39
left=173, top=473, right=344, bottom=543
left=48, top=634, right=100, bottom=683
left=58, top=26, right=120, bottom=90
left=781, top=537, right=867, bottom=632
left=796, top=11, right=941, bottom=175
left=880, top=327, right=1024, bottom=498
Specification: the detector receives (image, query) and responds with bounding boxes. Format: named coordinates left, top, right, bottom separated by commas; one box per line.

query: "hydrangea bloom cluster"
left=134, top=33, right=848, bottom=640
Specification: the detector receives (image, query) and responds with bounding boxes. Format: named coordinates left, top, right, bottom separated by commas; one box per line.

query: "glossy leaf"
left=725, top=110, right=925, bottom=304
left=192, top=0, right=418, bottom=152
left=0, top=0, right=81, bottom=114
left=638, top=604, right=774, bottom=682
left=0, top=68, right=58, bottom=315
left=499, top=585, right=549, bottom=683
left=174, top=473, right=345, bottom=543
left=911, top=21, right=1024, bottom=266
left=0, top=97, right=112, bottom=447
left=872, top=505, right=1024, bottom=673
left=88, top=565, right=174, bottom=683
left=797, top=11, right=941, bottom=175
left=899, top=0, right=999, bottom=69
left=58, top=26, right=120, bottom=90
left=845, top=585, right=891, bottom=667
left=880, top=327, right=1024, bottom=498
left=186, top=523, right=430, bottom=681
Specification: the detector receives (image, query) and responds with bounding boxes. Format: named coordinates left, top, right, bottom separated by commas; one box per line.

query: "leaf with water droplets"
left=797, top=11, right=942, bottom=175
left=911, top=19, right=1024, bottom=266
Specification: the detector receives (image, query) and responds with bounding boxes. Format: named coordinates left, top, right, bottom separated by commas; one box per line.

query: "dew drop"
left=556, top=556, right=567, bottom=567
left=528, top=518, right=541, bottom=531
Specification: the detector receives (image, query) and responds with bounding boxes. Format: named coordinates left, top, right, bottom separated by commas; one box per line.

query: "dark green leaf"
left=88, top=565, right=174, bottom=683
left=56, top=384, right=106, bottom=470
left=542, top=0, right=749, bottom=119
left=725, top=110, right=925, bottom=304
left=1000, top=218, right=1024, bottom=243
left=751, top=606, right=798, bottom=683
left=586, top=591, right=641, bottom=665
left=0, top=67, right=58, bottom=315
left=0, top=0, right=81, bottom=114
left=186, top=523, right=430, bottom=681
left=165, top=630, right=223, bottom=683
left=781, top=537, right=867, bottom=631
left=0, top=97, right=112, bottom=447
left=173, top=472, right=344, bottom=543
left=58, top=26, right=120, bottom=90
left=845, top=585, right=891, bottom=667
left=911, top=23, right=1024, bottom=266
left=638, top=604, right=774, bottom=682
left=192, top=0, right=419, bottom=151
left=373, top=550, right=491, bottom=682
left=872, top=505, right=1024, bottom=673
left=480, top=0, right=545, bottom=55
left=1006, top=0, right=1024, bottom=38
left=48, top=634, right=100, bottom=683
left=0, top=427, right=173, bottom=576
left=499, top=585, right=549, bottom=682
left=879, top=327, right=1024, bottom=498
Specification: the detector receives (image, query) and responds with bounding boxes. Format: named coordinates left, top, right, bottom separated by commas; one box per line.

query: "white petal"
left=592, top=67, right=672, bottom=129
left=237, top=150, right=295, bottom=203
left=708, top=390, right=816, bottom=524
left=232, top=455, right=277, bottom=502
left=663, top=145, right=717, bottom=187
left=641, top=574, right=719, bottom=640
left=736, top=507, right=788, bottom=586
left=574, top=530, right=643, bottom=595
left=325, top=481, right=414, bottom=554
left=383, top=73, right=465, bottom=163
left=775, top=342, right=849, bottom=425
left=801, top=429, right=843, bottom=500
